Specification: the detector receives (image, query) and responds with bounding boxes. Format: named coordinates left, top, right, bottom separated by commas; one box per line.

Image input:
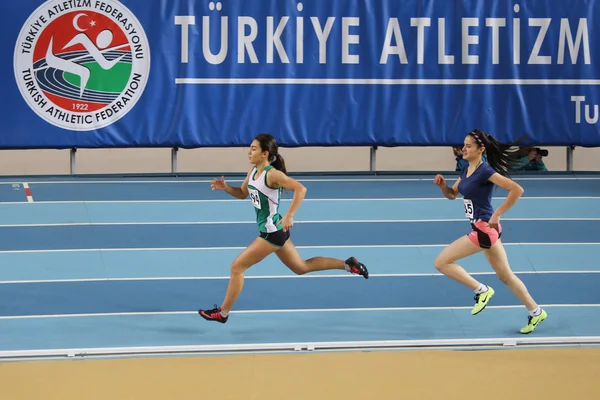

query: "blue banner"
left=2, top=0, right=600, bottom=148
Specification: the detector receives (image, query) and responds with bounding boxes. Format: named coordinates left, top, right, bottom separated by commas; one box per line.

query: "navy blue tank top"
left=457, top=162, right=497, bottom=222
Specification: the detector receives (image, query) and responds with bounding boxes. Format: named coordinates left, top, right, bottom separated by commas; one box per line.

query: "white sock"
left=344, top=263, right=351, bottom=272
left=529, top=307, right=541, bottom=317
left=474, top=284, right=488, bottom=294
left=220, top=310, right=229, bottom=317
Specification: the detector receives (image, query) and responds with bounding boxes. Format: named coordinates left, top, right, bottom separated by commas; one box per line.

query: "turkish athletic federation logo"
left=14, top=0, right=150, bottom=131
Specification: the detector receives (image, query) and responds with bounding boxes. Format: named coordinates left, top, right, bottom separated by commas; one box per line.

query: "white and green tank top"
left=247, top=165, right=283, bottom=233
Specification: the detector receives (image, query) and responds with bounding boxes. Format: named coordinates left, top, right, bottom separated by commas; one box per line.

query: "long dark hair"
left=468, top=129, right=521, bottom=177
left=254, top=133, right=288, bottom=175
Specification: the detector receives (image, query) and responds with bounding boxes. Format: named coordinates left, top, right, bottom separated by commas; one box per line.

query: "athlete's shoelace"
left=204, top=304, right=221, bottom=318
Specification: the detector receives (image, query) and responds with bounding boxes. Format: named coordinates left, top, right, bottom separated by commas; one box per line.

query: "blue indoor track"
left=1, top=173, right=600, bottom=357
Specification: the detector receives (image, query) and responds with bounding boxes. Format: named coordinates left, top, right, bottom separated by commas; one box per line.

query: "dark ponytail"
left=469, top=129, right=521, bottom=177
left=254, top=133, right=288, bottom=175
left=269, top=153, right=287, bottom=175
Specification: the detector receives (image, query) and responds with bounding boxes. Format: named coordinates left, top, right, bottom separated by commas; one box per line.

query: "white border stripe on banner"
left=176, top=78, right=600, bottom=85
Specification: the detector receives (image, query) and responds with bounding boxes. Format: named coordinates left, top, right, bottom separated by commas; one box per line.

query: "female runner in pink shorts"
left=433, top=129, right=547, bottom=334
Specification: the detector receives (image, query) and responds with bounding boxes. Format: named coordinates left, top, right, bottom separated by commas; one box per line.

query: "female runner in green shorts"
left=199, top=133, right=369, bottom=324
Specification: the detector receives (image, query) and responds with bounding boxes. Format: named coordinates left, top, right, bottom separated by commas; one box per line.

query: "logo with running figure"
left=14, top=0, right=150, bottom=131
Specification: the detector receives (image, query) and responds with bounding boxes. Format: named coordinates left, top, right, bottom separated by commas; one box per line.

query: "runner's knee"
left=434, top=256, right=451, bottom=272
left=287, top=261, right=308, bottom=275
left=497, top=270, right=515, bottom=285
left=230, top=261, right=251, bottom=275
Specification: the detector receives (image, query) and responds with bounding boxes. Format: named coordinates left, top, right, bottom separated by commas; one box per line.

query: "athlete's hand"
left=211, top=176, right=227, bottom=191
left=489, top=213, right=500, bottom=229
left=281, top=215, right=294, bottom=232
left=433, top=174, right=446, bottom=188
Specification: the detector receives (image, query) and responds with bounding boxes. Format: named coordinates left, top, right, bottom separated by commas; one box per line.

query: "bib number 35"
left=464, top=199, right=474, bottom=219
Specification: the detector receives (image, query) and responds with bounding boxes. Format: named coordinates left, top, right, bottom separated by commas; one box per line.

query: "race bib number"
left=249, top=188, right=261, bottom=209
left=463, top=199, right=473, bottom=219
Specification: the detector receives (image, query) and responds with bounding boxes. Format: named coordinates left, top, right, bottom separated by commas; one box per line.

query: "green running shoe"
left=472, top=286, right=495, bottom=315
left=520, top=309, right=548, bottom=334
